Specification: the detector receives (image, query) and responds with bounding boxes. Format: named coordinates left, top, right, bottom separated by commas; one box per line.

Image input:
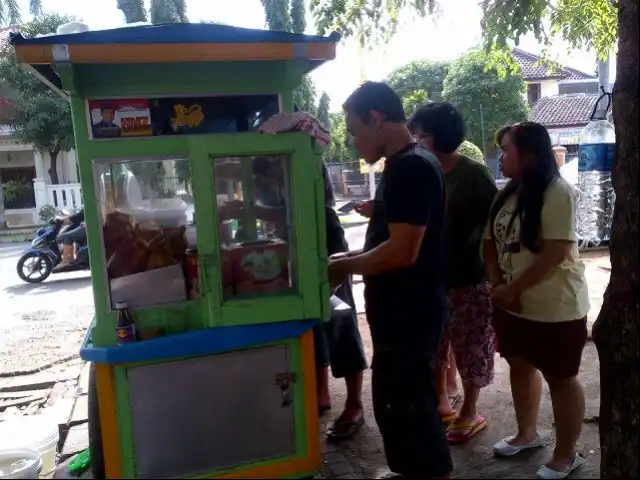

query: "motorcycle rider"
left=54, top=208, right=86, bottom=270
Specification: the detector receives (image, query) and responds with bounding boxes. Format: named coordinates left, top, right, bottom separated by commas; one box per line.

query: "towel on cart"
left=258, top=112, right=331, bottom=148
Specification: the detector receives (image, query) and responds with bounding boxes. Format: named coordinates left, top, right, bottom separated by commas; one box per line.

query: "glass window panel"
left=213, top=155, right=295, bottom=300
left=94, top=157, right=198, bottom=309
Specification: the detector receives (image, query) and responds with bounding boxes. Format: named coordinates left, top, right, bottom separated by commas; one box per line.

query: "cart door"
left=190, top=133, right=325, bottom=327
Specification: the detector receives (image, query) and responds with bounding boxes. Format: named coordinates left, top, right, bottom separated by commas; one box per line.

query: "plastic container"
left=0, top=417, right=59, bottom=479
left=0, top=449, right=42, bottom=479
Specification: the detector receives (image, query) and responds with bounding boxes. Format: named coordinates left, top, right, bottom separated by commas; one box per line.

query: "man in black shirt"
left=328, top=82, right=452, bottom=478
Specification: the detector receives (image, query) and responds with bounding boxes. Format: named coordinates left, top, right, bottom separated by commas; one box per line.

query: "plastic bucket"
left=0, top=417, right=58, bottom=479
left=0, top=449, right=42, bottom=479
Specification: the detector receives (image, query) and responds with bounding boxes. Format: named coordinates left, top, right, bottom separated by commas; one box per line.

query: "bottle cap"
left=115, top=301, right=128, bottom=308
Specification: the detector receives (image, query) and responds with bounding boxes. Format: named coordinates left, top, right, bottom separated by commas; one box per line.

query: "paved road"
left=0, top=242, right=94, bottom=373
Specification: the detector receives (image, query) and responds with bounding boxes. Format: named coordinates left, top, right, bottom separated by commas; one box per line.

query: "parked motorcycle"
left=16, top=212, right=90, bottom=283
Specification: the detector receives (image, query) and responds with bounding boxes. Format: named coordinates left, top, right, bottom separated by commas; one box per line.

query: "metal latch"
left=275, top=372, right=297, bottom=407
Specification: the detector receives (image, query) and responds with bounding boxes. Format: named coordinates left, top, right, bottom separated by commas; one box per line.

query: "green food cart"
left=11, top=22, right=340, bottom=479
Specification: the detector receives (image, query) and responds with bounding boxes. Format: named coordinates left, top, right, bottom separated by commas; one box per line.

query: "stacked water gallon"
left=576, top=94, right=616, bottom=249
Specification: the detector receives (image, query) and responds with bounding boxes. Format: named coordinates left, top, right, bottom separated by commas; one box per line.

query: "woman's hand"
left=490, top=283, right=522, bottom=312
left=355, top=200, right=373, bottom=218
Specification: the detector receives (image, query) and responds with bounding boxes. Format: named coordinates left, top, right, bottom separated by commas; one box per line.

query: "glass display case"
left=93, top=157, right=197, bottom=309
left=213, top=154, right=296, bottom=299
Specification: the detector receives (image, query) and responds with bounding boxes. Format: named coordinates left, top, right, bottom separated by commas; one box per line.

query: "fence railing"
left=46, top=183, right=83, bottom=211
left=326, top=161, right=381, bottom=197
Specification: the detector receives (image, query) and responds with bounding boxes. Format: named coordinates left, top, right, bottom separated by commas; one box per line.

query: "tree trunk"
left=591, top=0, right=640, bottom=478
left=48, top=149, right=60, bottom=185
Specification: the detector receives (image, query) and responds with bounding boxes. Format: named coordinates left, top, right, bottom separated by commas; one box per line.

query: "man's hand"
left=355, top=200, right=373, bottom=218
left=328, top=257, right=350, bottom=288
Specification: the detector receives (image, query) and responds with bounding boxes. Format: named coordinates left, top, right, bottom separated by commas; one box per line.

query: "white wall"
left=42, top=150, right=79, bottom=183
left=523, top=80, right=561, bottom=103
left=540, top=80, right=559, bottom=98
left=0, top=149, right=79, bottom=183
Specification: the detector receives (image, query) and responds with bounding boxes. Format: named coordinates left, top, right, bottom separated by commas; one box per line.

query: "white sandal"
left=536, top=453, right=585, bottom=479
left=493, top=435, right=543, bottom=457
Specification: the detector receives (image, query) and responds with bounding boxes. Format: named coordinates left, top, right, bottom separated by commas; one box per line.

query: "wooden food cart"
left=11, top=23, right=339, bottom=479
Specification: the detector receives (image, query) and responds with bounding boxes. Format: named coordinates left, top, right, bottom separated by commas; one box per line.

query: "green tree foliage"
left=456, top=140, right=484, bottom=163
left=481, top=0, right=617, bottom=60
left=116, top=0, right=146, bottom=23
left=150, top=0, right=188, bottom=24
left=401, top=89, right=429, bottom=118
left=117, top=0, right=187, bottom=24
left=0, top=0, right=41, bottom=26
left=0, top=13, right=76, bottom=185
left=316, top=92, right=331, bottom=128
left=442, top=50, right=528, bottom=151
left=386, top=60, right=449, bottom=102
left=324, top=112, right=357, bottom=163
left=310, top=0, right=436, bottom=45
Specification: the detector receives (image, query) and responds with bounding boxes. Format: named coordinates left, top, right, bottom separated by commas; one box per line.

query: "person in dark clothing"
left=409, top=102, right=497, bottom=445
left=54, top=209, right=86, bottom=269
left=328, top=82, right=453, bottom=479
left=316, top=165, right=367, bottom=441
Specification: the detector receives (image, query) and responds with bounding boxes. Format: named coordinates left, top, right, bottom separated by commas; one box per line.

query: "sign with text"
left=89, top=99, right=152, bottom=139
left=547, top=127, right=583, bottom=146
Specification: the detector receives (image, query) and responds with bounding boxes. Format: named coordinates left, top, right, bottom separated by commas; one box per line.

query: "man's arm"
left=335, top=156, right=440, bottom=277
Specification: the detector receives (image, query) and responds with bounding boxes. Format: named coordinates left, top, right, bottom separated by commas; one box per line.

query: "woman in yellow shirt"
left=484, top=122, right=589, bottom=480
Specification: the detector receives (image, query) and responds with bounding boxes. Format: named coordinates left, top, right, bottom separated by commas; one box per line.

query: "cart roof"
left=10, top=23, right=340, bottom=98
left=10, top=23, right=339, bottom=64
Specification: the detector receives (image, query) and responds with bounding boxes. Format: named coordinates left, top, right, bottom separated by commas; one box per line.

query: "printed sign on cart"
left=87, top=94, right=279, bottom=139
left=88, top=99, right=153, bottom=139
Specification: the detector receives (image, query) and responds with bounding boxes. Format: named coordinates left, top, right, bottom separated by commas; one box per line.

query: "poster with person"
left=89, top=99, right=152, bottom=139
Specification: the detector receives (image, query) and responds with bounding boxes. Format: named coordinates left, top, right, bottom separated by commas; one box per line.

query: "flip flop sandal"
left=441, top=410, right=458, bottom=425
left=446, top=415, right=488, bottom=445
left=326, top=416, right=365, bottom=442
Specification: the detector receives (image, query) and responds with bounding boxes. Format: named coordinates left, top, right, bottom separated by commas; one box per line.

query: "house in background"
left=1, top=27, right=82, bottom=227
left=486, top=49, right=607, bottom=180
left=512, top=48, right=600, bottom=105
left=1, top=95, right=81, bottom=227
left=512, top=48, right=612, bottom=163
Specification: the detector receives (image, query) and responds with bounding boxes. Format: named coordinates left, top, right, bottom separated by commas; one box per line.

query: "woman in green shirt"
left=409, top=102, right=498, bottom=445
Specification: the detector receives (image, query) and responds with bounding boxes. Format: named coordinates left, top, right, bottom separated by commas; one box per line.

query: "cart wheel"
left=88, top=363, right=106, bottom=479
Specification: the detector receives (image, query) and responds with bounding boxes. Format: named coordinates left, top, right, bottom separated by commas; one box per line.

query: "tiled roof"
left=513, top=48, right=596, bottom=81
left=530, top=94, right=611, bottom=127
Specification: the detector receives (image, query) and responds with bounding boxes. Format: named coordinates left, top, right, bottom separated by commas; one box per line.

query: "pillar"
left=33, top=150, right=49, bottom=214
left=34, top=150, right=47, bottom=181
left=552, top=146, right=567, bottom=167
